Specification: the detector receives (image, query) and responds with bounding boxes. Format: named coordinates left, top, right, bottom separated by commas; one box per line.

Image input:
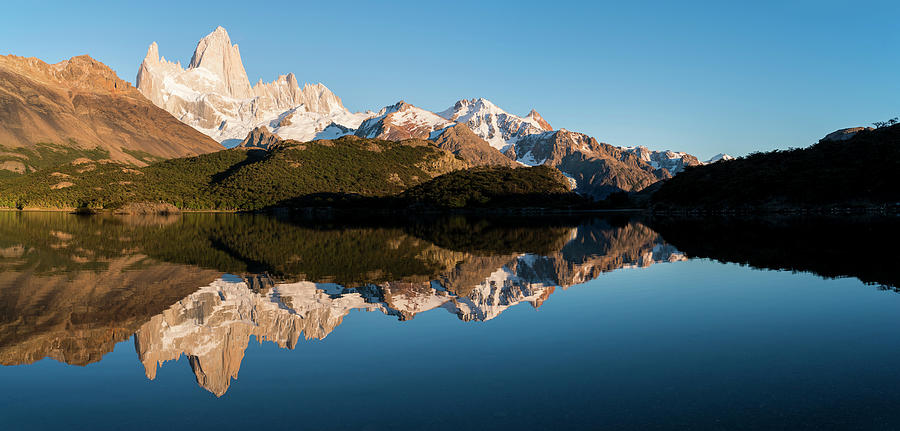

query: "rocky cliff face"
left=136, top=26, right=371, bottom=143
left=0, top=54, right=223, bottom=173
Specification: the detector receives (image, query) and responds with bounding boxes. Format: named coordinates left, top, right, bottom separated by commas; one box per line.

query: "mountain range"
left=134, top=26, right=713, bottom=199
left=0, top=25, right=744, bottom=203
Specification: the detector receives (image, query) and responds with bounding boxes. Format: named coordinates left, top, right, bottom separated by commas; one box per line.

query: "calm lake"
left=0, top=211, right=898, bottom=430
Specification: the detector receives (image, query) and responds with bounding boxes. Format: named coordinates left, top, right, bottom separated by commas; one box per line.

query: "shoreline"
left=0, top=207, right=643, bottom=215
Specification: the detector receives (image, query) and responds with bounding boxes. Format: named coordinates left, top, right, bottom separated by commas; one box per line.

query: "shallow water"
left=0, top=212, right=898, bottom=430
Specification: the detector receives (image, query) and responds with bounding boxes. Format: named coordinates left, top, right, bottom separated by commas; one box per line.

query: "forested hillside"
left=0, top=136, right=465, bottom=211
left=651, top=124, right=900, bottom=209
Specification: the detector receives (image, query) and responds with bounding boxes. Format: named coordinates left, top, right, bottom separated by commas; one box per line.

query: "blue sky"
left=2, top=0, right=897, bottom=159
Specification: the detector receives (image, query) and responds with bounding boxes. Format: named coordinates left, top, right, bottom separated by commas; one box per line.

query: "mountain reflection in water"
left=0, top=212, right=684, bottom=395
left=0, top=211, right=895, bottom=397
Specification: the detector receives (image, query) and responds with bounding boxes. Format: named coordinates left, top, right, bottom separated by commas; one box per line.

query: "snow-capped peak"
left=437, top=98, right=549, bottom=151
left=437, top=97, right=504, bottom=121
left=355, top=100, right=453, bottom=140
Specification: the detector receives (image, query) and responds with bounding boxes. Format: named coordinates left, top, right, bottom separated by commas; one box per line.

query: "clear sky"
left=1, top=0, right=897, bottom=159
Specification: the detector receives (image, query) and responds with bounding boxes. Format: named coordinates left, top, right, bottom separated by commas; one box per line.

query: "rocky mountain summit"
left=0, top=54, right=222, bottom=174
left=136, top=26, right=370, bottom=144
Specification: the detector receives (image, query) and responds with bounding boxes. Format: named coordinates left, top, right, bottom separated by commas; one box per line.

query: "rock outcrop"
left=238, top=126, right=281, bottom=150
left=822, top=127, right=874, bottom=142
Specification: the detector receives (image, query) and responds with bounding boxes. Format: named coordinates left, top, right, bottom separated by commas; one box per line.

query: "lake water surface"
left=0, top=212, right=898, bottom=430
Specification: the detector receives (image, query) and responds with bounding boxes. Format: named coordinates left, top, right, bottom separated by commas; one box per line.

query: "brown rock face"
left=0, top=54, right=223, bottom=169
left=430, top=124, right=518, bottom=167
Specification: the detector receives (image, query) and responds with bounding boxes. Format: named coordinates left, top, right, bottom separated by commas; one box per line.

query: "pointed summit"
left=144, top=42, right=159, bottom=64
left=525, top=109, right=552, bottom=131
left=187, top=26, right=252, bottom=98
